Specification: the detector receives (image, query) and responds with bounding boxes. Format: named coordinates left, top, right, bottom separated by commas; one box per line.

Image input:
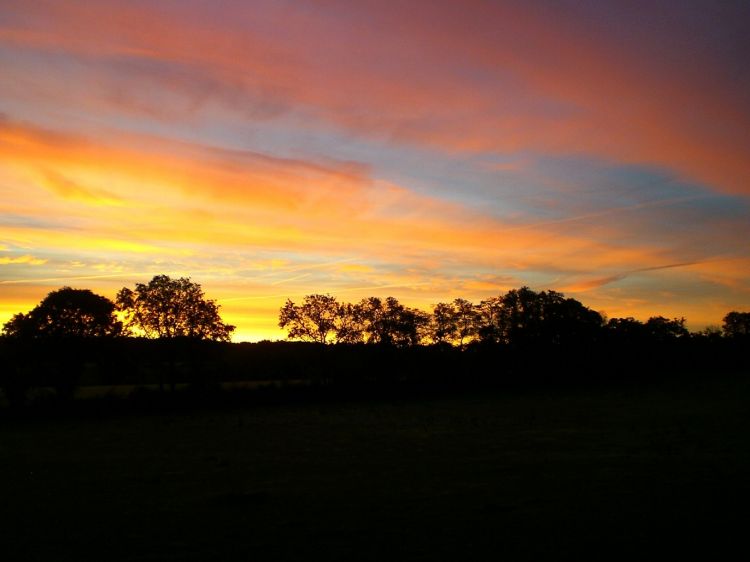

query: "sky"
left=1, top=0, right=748, bottom=340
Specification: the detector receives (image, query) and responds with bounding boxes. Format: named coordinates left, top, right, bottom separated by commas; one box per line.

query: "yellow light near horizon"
left=0, top=115, right=747, bottom=338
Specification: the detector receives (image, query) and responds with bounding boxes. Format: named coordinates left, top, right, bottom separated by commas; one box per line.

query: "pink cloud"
left=1, top=1, right=748, bottom=195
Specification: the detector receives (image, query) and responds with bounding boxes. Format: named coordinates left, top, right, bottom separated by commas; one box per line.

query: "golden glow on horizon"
left=1, top=115, right=747, bottom=338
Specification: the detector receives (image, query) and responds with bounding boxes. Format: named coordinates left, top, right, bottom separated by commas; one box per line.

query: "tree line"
left=1, top=274, right=748, bottom=408
left=2, top=275, right=235, bottom=341
left=0, top=275, right=234, bottom=403
left=279, top=290, right=748, bottom=347
left=2, top=274, right=748, bottom=346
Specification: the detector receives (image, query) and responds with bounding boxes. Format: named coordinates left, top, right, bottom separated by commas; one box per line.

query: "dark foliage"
left=723, top=311, right=750, bottom=338
left=2, top=281, right=748, bottom=410
left=278, top=294, right=356, bottom=343
left=2, top=287, right=121, bottom=339
left=280, top=287, right=605, bottom=348
left=117, top=275, right=234, bottom=341
left=356, top=296, right=430, bottom=346
left=1, top=288, right=122, bottom=404
left=279, top=294, right=430, bottom=346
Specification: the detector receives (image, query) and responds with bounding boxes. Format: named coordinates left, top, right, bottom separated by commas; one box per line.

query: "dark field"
left=2, top=375, right=749, bottom=561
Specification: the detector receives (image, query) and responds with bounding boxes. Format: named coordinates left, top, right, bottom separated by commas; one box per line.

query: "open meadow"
left=1, top=373, right=749, bottom=561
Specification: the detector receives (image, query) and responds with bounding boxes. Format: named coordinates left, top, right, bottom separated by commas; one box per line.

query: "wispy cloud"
left=0, top=254, right=47, bottom=265
left=561, top=258, right=744, bottom=293
left=0, top=271, right=160, bottom=285
left=2, top=1, right=747, bottom=194
left=42, top=170, right=123, bottom=205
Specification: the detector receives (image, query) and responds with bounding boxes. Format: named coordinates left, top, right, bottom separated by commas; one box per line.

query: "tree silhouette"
left=478, top=287, right=603, bottom=346
left=605, top=317, right=647, bottom=343
left=644, top=316, right=689, bottom=341
left=476, top=296, right=508, bottom=344
left=501, top=287, right=545, bottom=345
left=1, top=287, right=121, bottom=400
left=722, top=311, right=750, bottom=338
left=279, top=294, right=362, bottom=343
left=695, top=325, right=723, bottom=341
left=357, top=297, right=388, bottom=344
left=430, top=302, right=458, bottom=345
left=116, top=275, right=234, bottom=341
left=544, top=293, right=604, bottom=344
left=335, top=302, right=366, bottom=344
left=429, top=299, right=479, bottom=347
left=279, top=295, right=431, bottom=346
left=275, top=288, right=607, bottom=349
left=358, top=297, right=428, bottom=347
left=452, top=298, right=479, bottom=348
left=2, top=287, right=122, bottom=339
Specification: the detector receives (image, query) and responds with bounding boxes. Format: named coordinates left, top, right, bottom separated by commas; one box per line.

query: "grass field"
left=1, top=374, right=749, bottom=561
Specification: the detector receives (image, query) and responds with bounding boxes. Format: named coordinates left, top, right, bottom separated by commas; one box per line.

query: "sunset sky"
left=1, top=0, right=748, bottom=340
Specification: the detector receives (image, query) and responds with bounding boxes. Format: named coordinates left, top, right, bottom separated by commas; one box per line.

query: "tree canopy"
left=4, top=279, right=742, bottom=350
left=429, top=298, right=479, bottom=347
left=723, top=311, right=750, bottom=338
left=278, top=294, right=351, bottom=344
left=2, top=287, right=122, bottom=339
left=116, top=275, right=234, bottom=341
left=357, top=296, right=429, bottom=347
left=279, top=288, right=606, bottom=347
left=279, top=295, right=429, bottom=346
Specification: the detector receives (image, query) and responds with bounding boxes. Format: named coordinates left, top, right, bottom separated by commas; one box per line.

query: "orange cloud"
left=2, top=117, right=621, bottom=268
left=42, top=170, right=122, bottom=205
left=5, top=116, right=718, bottom=336
left=4, top=117, right=730, bottom=305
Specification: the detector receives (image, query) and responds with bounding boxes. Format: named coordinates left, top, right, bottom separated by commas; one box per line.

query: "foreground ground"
left=1, top=374, right=749, bottom=560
